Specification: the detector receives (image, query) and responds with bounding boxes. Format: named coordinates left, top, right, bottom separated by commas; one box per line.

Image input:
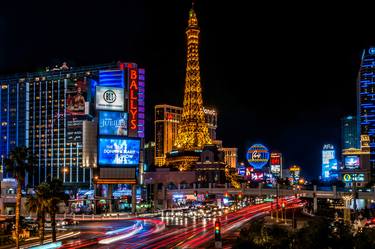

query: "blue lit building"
left=0, top=62, right=144, bottom=188
left=341, top=116, right=360, bottom=150
left=358, top=47, right=375, bottom=181
left=321, top=144, right=336, bottom=179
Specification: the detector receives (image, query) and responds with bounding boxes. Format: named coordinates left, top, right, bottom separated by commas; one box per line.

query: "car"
left=61, top=218, right=79, bottom=226
left=365, top=218, right=375, bottom=228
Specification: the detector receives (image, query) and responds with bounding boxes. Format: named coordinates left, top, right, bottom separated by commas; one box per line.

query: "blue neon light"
left=246, top=144, right=270, bottom=169
left=99, top=70, right=125, bottom=88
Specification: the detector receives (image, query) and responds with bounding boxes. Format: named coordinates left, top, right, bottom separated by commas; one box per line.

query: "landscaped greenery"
left=234, top=217, right=375, bottom=249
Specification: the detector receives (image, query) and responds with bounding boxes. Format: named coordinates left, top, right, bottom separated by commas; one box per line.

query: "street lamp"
left=342, top=194, right=353, bottom=224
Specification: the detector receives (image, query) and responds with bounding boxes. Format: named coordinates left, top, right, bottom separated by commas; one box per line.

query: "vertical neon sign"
left=128, top=69, right=138, bottom=137
left=138, top=69, right=145, bottom=138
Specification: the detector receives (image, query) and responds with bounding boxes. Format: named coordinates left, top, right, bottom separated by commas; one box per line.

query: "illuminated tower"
left=358, top=48, right=375, bottom=181
left=174, top=5, right=212, bottom=150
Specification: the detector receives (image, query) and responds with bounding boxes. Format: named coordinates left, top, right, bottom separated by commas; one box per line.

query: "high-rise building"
left=221, top=148, right=237, bottom=168
left=154, top=105, right=182, bottom=166
left=322, top=144, right=336, bottom=179
left=204, top=107, right=217, bottom=141
left=0, top=62, right=144, bottom=188
left=341, top=116, right=360, bottom=150
left=154, top=104, right=217, bottom=166
left=358, top=47, right=375, bottom=180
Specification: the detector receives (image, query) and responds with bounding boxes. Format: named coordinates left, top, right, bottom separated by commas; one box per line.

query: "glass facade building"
left=358, top=48, right=375, bottom=180
left=0, top=62, right=140, bottom=188
left=341, top=116, right=360, bottom=150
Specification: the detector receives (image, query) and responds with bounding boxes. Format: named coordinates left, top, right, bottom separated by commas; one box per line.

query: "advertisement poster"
left=99, top=111, right=128, bottom=136
left=67, top=78, right=87, bottom=115
left=66, top=77, right=89, bottom=143
left=98, top=138, right=140, bottom=166
left=96, top=86, right=125, bottom=111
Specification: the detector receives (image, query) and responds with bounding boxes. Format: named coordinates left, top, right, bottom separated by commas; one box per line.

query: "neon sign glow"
left=128, top=69, right=138, bottom=137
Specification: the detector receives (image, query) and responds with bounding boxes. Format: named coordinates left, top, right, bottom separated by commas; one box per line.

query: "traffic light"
left=224, top=192, right=229, bottom=198
left=238, top=192, right=242, bottom=199
left=214, top=220, right=221, bottom=241
left=281, top=202, right=285, bottom=209
left=194, top=191, right=197, bottom=197
left=205, top=191, right=209, bottom=198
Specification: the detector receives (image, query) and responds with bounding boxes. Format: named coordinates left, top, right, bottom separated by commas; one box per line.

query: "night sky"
left=0, top=1, right=373, bottom=178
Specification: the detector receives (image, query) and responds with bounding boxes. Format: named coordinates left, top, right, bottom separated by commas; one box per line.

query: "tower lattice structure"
left=174, top=6, right=212, bottom=150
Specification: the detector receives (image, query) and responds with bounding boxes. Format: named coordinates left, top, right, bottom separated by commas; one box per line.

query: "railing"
left=21, top=211, right=162, bottom=222
left=165, top=186, right=375, bottom=200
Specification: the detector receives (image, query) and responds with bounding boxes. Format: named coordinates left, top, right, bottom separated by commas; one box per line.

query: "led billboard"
left=96, top=86, right=125, bottom=111
left=237, top=167, right=246, bottom=176
left=99, top=112, right=128, bottom=136
left=344, top=156, right=360, bottom=169
left=271, top=165, right=281, bottom=174
left=342, top=173, right=365, bottom=182
left=245, top=167, right=254, bottom=177
left=251, top=172, right=264, bottom=181
left=98, top=138, right=140, bottom=166
left=270, top=153, right=282, bottom=174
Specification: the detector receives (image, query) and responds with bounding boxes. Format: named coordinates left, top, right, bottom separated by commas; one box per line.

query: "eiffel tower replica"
left=166, top=4, right=212, bottom=171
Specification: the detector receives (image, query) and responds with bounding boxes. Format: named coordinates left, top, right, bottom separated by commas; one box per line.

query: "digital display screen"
left=271, top=165, right=281, bottom=174
left=99, top=112, right=128, bottom=136
left=345, top=156, right=360, bottom=169
left=343, top=173, right=364, bottom=182
left=322, top=150, right=335, bottom=165
left=98, top=138, right=140, bottom=166
left=245, top=167, right=253, bottom=177
left=96, top=86, right=125, bottom=111
left=251, top=172, right=264, bottom=181
left=237, top=167, right=246, bottom=176
left=270, top=157, right=280, bottom=165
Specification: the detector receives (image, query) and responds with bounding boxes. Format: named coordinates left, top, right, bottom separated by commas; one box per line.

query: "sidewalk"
left=0, top=231, right=68, bottom=249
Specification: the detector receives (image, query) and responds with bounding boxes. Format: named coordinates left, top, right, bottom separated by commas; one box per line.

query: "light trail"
left=105, top=221, right=141, bottom=235
left=21, top=232, right=81, bottom=249
left=98, top=223, right=143, bottom=244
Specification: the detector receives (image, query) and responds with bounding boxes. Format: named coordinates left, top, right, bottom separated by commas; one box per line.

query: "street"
left=20, top=197, right=302, bottom=249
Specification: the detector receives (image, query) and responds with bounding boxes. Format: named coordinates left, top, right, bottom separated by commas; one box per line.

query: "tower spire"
left=174, top=5, right=212, bottom=150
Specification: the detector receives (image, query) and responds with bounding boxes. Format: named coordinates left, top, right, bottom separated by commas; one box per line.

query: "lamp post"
left=342, top=194, right=353, bottom=224
left=63, top=167, right=68, bottom=183
left=276, top=179, right=280, bottom=222
left=148, top=178, right=153, bottom=209
left=352, top=178, right=357, bottom=215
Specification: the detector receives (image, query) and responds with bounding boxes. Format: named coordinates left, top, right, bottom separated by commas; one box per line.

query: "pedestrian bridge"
left=166, top=185, right=375, bottom=201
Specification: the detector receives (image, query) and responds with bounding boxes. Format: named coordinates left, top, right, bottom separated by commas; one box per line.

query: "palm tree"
left=26, top=183, right=50, bottom=245
left=4, top=147, right=34, bottom=249
left=47, top=179, right=68, bottom=242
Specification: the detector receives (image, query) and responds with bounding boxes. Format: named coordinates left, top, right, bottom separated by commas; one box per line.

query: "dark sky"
left=0, top=1, right=373, bottom=178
